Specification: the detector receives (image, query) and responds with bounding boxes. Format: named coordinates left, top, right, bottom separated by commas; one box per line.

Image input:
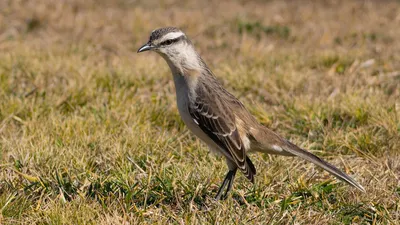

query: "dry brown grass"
left=1, top=0, right=399, bottom=224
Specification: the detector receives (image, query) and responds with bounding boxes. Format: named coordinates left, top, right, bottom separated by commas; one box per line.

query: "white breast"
left=172, top=73, right=225, bottom=157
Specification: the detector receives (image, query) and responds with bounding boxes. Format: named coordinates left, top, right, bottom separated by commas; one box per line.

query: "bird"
left=137, top=27, right=365, bottom=200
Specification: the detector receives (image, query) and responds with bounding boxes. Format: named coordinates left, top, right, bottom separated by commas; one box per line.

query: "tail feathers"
left=282, top=140, right=365, bottom=192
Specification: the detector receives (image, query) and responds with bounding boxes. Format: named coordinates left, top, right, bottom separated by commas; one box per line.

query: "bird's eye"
left=161, top=39, right=176, bottom=46
left=164, top=40, right=173, bottom=45
left=160, top=36, right=183, bottom=46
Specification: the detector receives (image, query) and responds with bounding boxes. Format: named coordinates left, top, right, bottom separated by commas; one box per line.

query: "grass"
left=0, top=0, right=399, bottom=224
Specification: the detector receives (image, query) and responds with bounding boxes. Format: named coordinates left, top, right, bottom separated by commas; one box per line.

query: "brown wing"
left=188, top=84, right=256, bottom=181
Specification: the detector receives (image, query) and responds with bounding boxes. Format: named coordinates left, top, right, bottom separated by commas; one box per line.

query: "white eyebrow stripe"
left=160, top=32, right=185, bottom=42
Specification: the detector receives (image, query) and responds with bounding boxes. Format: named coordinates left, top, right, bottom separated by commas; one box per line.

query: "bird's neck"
left=162, top=54, right=206, bottom=101
left=160, top=44, right=202, bottom=73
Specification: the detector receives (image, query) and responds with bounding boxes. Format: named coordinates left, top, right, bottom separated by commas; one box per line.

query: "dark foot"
left=214, top=169, right=237, bottom=200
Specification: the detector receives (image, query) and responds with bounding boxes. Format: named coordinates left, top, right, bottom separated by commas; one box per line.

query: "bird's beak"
left=137, top=42, right=153, bottom=53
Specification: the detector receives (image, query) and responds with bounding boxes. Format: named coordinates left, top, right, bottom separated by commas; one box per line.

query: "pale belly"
left=173, top=76, right=226, bottom=158
left=176, top=92, right=222, bottom=154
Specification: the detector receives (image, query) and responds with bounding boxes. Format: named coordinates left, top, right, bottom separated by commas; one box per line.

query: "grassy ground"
left=1, top=0, right=399, bottom=224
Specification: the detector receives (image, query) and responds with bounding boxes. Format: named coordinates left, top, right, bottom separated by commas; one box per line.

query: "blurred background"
left=0, top=0, right=399, bottom=224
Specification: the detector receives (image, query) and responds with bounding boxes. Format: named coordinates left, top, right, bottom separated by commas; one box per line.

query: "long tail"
left=282, top=139, right=365, bottom=192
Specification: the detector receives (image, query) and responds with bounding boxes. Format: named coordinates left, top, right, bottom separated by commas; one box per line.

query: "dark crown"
left=149, top=27, right=182, bottom=42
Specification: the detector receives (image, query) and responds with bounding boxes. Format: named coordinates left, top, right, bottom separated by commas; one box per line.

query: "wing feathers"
left=188, top=85, right=254, bottom=180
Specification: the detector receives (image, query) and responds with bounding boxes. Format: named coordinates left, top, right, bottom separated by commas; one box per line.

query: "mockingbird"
left=137, top=27, right=365, bottom=200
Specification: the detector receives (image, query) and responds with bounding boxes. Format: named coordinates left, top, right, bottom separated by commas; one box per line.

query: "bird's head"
left=137, top=27, right=201, bottom=73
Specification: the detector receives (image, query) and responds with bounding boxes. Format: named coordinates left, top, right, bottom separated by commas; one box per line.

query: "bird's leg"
left=214, top=169, right=237, bottom=200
